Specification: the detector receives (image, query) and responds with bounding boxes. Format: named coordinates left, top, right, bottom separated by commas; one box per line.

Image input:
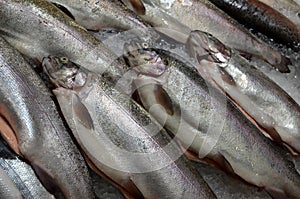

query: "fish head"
left=42, top=56, right=87, bottom=89
left=123, top=40, right=166, bottom=77
left=187, top=30, right=231, bottom=68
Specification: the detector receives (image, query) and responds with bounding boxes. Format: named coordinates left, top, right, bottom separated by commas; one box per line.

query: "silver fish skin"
left=0, top=37, right=94, bottom=198
left=207, top=0, right=300, bottom=49
left=249, top=57, right=300, bottom=106
left=0, top=137, right=54, bottom=199
left=48, top=0, right=149, bottom=31
left=193, top=162, right=272, bottom=199
left=89, top=169, right=124, bottom=199
left=0, top=165, right=22, bottom=199
left=123, top=41, right=300, bottom=198
left=135, top=0, right=289, bottom=72
left=0, top=0, right=127, bottom=76
left=42, top=56, right=216, bottom=199
left=257, top=0, right=300, bottom=28
left=186, top=30, right=300, bottom=153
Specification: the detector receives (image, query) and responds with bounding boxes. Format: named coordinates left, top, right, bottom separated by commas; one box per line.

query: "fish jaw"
left=187, top=30, right=300, bottom=153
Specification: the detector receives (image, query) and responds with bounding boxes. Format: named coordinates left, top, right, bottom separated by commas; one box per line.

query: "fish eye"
left=142, top=42, right=149, bottom=49
left=60, top=57, right=69, bottom=63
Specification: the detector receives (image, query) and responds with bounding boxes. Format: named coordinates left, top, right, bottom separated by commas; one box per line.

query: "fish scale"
left=0, top=37, right=94, bottom=199
left=42, top=56, right=217, bottom=199
left=123, top=41, right=300, bottom=198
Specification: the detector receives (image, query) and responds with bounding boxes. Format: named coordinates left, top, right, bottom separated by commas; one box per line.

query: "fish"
left=193, top=162, right=272, bottom=199
left=123, top=39, right=300, bottom=198
left=0, top=37, right=94, bottom=199
left=89, top=169, right=124, bottom=199
left=186, top=30, right=300, bottom=153
left=256, top=0, right=300, bottom=28
left=130, top=0, right=290, bottom=72
left=0, top=136, right=55, bottom=199
left=48, top=0, right=149, bottom=31
left=0, top=0, right=130, bottom=76
left=42, top=55, right=217, bottom=199
left=0, top=160, right=23, bottom=199
left=248, top=56, right=300, bottom=107
left=207, top=0, right=300, bottom=50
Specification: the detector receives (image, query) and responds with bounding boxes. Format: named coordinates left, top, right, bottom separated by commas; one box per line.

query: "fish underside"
left=185, top=30, right=300, bottom=154
left=122, top=39, right=300, bottom=198
left=42, top=55, right=217, bottom=199
left=0, top=137, right=55, bottom=199
left=0, top=37, right=94, bottom=198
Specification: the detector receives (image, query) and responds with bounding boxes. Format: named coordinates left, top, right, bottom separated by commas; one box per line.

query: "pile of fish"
left=0, top=0, right=300, bottom=198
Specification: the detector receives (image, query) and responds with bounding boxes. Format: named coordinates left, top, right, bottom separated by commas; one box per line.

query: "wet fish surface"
left=257, top=0, right=300, bottom=28
left=42, top=55, right=217, bottom=199
left=207, top=0, right=300, bottom=50
left=89, top=169, right=124, bottom=199
left=0, top=137, right=55, bottom=199
left=186, top=30, right=300, bottom=153
left=0, top=37, right=94, bottom=198
left=0, top=161, right=22, bottom=199
left=123, top=40, right=300, bottom=198
left=193, top=161, right=272, bottom=199
left=133, top=0, right=290, bottom=72
left=0, top=0, right=129, bottom=76
left=48, top=0, right=149, bottom=32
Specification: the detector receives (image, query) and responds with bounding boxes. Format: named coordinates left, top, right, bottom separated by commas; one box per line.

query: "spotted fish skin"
left=0, top=37, right=94, bottom=199
left=42, top=55, right=217, bottom=199
left=122, top=40, right=300, bottom=198
left=0, top=0, right=127, bottom=76
left=133, top=0, right=289, bottom=72
left=186, top=30, right=300, bottom=153
left=207, top=0, right=300, bottom=50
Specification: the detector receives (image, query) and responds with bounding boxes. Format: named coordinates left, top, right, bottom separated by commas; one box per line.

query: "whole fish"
left=132, top=0, right=290, bottom=72
left=0, top=137, right=55, bottom=199
left=207, top=0, right=300, bottom=49
left=123, top=40, right=300, bottom=198
left=0, top=0, right=131, bottom=76
left=49, top=0, right=149, bottom=31
left=257, top=0, right=300, bottom=28
left=42, top=56, right=216, bottom=199
left=186, top=30, right=300, bottom=153
left=0, top=37, right=94, bottom=198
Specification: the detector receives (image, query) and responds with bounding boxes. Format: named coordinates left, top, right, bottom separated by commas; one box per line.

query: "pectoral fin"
left=31, top=162, right=64, bottom=198
left=153, top=84, right=174, bottom=115
left=0, top=115, right=20, bottom=155
left=83, top=153, right=143, bottom=199
left=71, top=94, right=94, bottom=130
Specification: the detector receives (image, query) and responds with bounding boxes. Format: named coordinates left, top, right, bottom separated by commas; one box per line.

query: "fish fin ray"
left=153, top=84, right=174, bottom=115
left=71, top=94, right=94, bottom=130
left=31, top=162, right=64, bottom=198
left=84, top=153, right=143, bottom=199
